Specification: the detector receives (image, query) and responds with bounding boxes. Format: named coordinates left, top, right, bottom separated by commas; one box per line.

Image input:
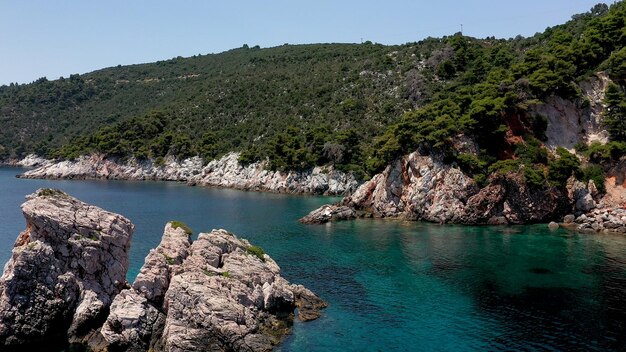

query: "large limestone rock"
left=344, top=152, right=478, bottom=223
left=0, top=189, right=133, bottom=349
left=97, top=225, right=326, bottom=352
left=302, top=152, right=477, bottom=224
left=530, top=72, right=611, bottom=151
left=20, top=152, right=358, bottom=196
left=299, top=204, right=357, bottom=224
left=566, top=177, right=597, bottom=213
left=301, top=152, right=570, bottom=225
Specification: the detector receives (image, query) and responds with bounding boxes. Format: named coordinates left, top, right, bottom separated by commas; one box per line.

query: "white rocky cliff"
left=19, top=152, right=358, bottom=196
left=0, top=189, right=134, bottom=349
left=530, top=72, right=611, bottom=151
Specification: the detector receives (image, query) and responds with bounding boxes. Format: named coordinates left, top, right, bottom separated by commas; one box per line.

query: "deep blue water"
left=1, top=166, right=626, bottom=351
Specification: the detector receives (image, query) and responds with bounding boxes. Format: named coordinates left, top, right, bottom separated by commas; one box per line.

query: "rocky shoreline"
left=300, top=151, right=626, bottom=231
left=0, top=189, right=325, bottom=351
left=14, top=153, right=358, bottom=196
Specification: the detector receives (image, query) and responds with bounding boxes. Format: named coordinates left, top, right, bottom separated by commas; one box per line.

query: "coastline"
left=12, top=153, right=359, bottom=197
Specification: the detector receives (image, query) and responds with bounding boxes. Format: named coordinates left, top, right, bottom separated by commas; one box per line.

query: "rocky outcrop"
left=530, top=72, right=611, bottom=151
left=602, top=160, right=626, bottom=208
left=19, top=152, right=358, bottom=196
left=343, top=152, right=478, bottom=223
left=463, top=173, right=568, bottom=225
left=299, top=205, right=358, bottom=224
left=0, top=154, right=51, bottom=168
left=0, top=189, right=133, bottom=349
left=301, top=152, right=571, bottom=225
left=0, top=192, right=325, bottom=351
left=567, top=177, right=598, bottom=213
left=95, top=225, right=326, bottom=352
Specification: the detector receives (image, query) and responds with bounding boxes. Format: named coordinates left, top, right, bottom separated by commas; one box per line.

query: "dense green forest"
left=1, top=3, right=625, bottom=187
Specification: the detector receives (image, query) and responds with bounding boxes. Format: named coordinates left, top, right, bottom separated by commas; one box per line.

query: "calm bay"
left=1, top=166, right=625, bottom=351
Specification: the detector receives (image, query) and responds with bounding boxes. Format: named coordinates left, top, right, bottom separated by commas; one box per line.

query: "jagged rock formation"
left=301, top=152, right=571, bottom=225
left=0, top=191, right=325, bottom=351
left=95, top=224, right=326, bottom=352
left=19, top=152, right=358, bottom=196
left=0, top=189, right=134, bottom=349
left=344, top=152, right=477, bottom=222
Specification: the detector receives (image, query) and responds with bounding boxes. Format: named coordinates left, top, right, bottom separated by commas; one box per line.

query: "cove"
left=1, top=166, right=625, bottom=351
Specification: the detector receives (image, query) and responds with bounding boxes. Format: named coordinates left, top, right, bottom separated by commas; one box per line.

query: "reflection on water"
left=1, top=167, right=626, bottom=351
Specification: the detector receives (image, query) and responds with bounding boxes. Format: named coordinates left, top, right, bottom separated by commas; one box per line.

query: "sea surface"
left=1, top=166, right=626, bottom=351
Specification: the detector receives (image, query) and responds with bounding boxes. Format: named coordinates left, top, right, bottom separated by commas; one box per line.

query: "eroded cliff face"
left=95, top=225, right=326, bottom=352
left=301, top=152, right=574, bottom=225
left=19, top=152, right=358, bottom=196
left=0, top=189, right=134, bottom=349
left=343, top=152, right=478, bottom=223
left=530, top=72, right=611, bottom=151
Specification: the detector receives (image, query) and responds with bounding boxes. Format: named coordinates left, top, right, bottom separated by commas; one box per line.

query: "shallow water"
left=1, top=166, right=625, bottom=351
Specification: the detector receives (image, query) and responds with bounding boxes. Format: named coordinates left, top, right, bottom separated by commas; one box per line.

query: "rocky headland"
left=0, top=189, right=325, bottom=351
left=17, top=152, right=358, bottom=196
left=300, top=151, right=626, bottom=231
left=300, top=151, right=568, bottom=225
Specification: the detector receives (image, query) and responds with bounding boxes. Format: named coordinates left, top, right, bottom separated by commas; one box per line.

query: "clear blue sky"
left=0, top=0, right=612, bottom=85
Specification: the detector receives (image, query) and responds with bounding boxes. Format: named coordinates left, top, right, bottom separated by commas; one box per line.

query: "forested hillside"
left=1, top=2, right=625, bottom=184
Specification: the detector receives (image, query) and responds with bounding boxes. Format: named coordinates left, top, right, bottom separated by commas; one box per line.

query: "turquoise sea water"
left=1, top=166, right=626, bottom=351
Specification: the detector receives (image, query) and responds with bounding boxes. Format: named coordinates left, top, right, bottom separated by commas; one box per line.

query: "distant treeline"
left=1, top=3, right=625, bottom=189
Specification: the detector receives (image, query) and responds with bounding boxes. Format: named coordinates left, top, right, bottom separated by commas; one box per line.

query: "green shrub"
left=37, top=188, right=68, bottom=198
left=547, top=148, right=581, bottom=187
left=170, top=221, right=193, bottom=235
left=473, top=173, right=488, bottom=188
left=581, top=164, right=606, bottom=194
left=221, top=271, right=232, bottom=278
left=246, top=245, right=266, bottom=262
left=455, top=153, right=486, bottom=174
left=516, top=137, right=548, bottom=164
left=523, top=164, right=546, bottom=188
left=586, top=141, right=626, bottom=163
left=163, top=254, right=175, bottom=265
left=488, top=159, right=521, bottom=175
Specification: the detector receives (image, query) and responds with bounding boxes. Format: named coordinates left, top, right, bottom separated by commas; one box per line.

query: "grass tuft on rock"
left=38, top=188, right=68, bottom=198
left=246, top=245, right=266, bottom=262
left=170, top=221, right=193, bottom=235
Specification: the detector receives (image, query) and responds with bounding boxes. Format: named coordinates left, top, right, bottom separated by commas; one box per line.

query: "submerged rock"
left=299, top=204, right=357, bottom=224
left=95, top=225, right=326, bottom=352
left=0, top=189, right=133, bottom=349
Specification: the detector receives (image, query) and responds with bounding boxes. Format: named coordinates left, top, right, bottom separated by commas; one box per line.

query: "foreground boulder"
left=0, top=189, right=133, bottom=349
left=95, top=224, right=326, bottom=352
